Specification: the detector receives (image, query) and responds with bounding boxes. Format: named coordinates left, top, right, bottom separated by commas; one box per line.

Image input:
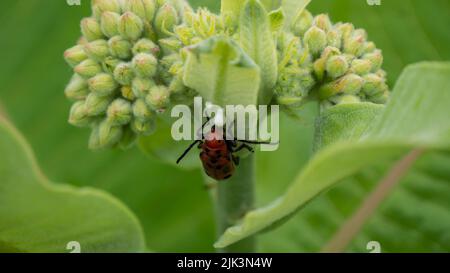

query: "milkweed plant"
left=63, top=0, right=392, bottom=252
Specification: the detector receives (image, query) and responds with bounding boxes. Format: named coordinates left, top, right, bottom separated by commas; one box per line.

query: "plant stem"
left=207, top=155, right=256, bottom=253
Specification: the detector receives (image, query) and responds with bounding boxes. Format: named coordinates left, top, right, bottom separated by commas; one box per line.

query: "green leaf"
left=259, top=150, right=450, bottom=252
left=239, top=0, right=278, bottom=104
left=259, top=0, right=282, bottom=11
left=268, top=8, right=285, bottom=33
left=0, top=116, right=145, bottom=253
left=281, top=0, right=311, bottom=29
left=183, top=36, right=261, bottom=106
left=215, top=62, right=450, bottom=248
left=220, top=0, right=246, bottom=24
left=313, top=103, right=385, bottom=151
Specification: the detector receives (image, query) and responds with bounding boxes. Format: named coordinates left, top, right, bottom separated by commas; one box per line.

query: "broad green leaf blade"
left=259, top=150, right=450, bottom=252
left=282, top=0, right=311, bottom=29
left=368, top=62, right=450, bottom=147
left=240, top=0, right=278, bottom=104
left=268, top=8, right=285, bottom=33
left=215, top=62, right=450, bottom=248
left=260, top=0, right=282, bottom=11
left=314, top=103, right=385, bottom=151
left=0, top=117, right=145, bottom=253
left=221, top=0, right=246, bottom=24
left=183, top=36, right=261, bottom=106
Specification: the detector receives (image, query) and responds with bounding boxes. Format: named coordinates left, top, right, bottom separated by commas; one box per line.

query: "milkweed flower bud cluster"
left=64, top=1, right=389, bottom=149
left=64, top=0, right=200, bottom=149
left=275, top=11, right=389, bottom=110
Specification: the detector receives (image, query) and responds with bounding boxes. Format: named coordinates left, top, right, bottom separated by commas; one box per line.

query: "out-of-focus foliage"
left=216, top=62, right=450, bottom=250
left=0, top=0, right=448, bottom=252
left=0, top=116, right=145, bottom=252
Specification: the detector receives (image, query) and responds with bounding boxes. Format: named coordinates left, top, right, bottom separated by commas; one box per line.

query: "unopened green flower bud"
left=319, top=73, right=364, bottom=99
left=132, top=38, right=160, bottom=56
left=65, top=74, right=89, bottom=100
left=123, top=0, right=156, bottom=22
left=362, top=41, right=376, bottom=54
left=304, top=26, right=327, bottom=56
left=118, top=12, right=144, bottom=41
left=330, top=94, right=361, bottom=105
left=292, top=10, right=313, bottom=36
left=107, top=98, right=132, bottom=125
left=102, top=56, right=121, bottom=74
left=85, top=93, right=114, bottom=116
left=88, top=125, right=101, bottom=149
left=340, top=74, right=364, bottom=95
left=354, top=29, right=368, bottom=40
left=131, top=118, right=156, bottom=136
left=169, top=75, right=187, bottom=95
left=84, top=40, right=109, bottom=61
left=77, top=36, right=89, bottom=46
left=327, top=29, right=342, bottom=49
left=362, top=73, right=386, bottom=97
left=174, top=25, right=195, bottom=45
left=92, top=0, right=121, bottom=19
left=376, top=69, right=387, bottom=79
left=118, top=126, right=138, bottom=149
left=313, top=46, right=340, bottom=80
left=96, top=120, right=123, bottom=148
left=343, top=33, right=366, bottom=57
left=326, top=55, right=349, bottom=79
left=121, top=86, right=135, bottom=101
left=100, top=11, right=120, bottom=38
left=81, top=17, right=104, bottom=41
left=64, top=45, right=88, bottom=67
left=132, top=77, right=154, bottom=98
left=369, top=90, right=389, bottom=104
left=74, top=59, right=102, bottom=78
left=363, top=49, right=383, bottom=72
left=146, top=85, right=170, bottom=111
left=158, top=38, right=182, bottom=54
left=69, top=101, right=92, bottom=127
left=336, top=23, right=354, bottom=41
left=155, top=3, right=179, bottom=37
left=108, top=36, right=132, bottom=59
left=351, top=59, right=372, bottom=75
left=142, top=21, right=158, bottom=42
left=276, top=67, right=315, bottom=103
left=313, top=14, right=332, bottom=32
left=113, top=62, right=134, bottom=85
left=133, top=99, right=154, bottom=121
left=132, top=53, right=158, bottom=77
left=88, top=73, right=118, bottom=96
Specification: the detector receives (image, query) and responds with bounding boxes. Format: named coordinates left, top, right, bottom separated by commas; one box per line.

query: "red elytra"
left=176, top=125, right=270, bottom=181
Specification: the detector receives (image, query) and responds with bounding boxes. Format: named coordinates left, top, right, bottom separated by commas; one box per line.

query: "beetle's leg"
left=238, top=140, right=273, bottom=145
left=232, top=155, right=240, bottom=166
left=176, top=140, right=202, bottom=164
left=234, top=144, right=254, bottom=153
left=196, top=118, right=212, bottom=139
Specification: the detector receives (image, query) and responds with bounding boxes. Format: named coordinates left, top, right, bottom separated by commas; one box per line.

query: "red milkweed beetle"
left=176, top=119, right=271, bottom=181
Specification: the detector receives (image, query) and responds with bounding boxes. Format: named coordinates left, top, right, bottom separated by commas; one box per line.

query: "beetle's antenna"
left=176, top=140, right=201, bottom=164
left=237, top=140, right=278, bottom=145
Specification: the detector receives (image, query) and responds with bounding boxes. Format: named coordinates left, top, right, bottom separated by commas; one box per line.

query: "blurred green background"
left=0, top=0, right=449, bottom=252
